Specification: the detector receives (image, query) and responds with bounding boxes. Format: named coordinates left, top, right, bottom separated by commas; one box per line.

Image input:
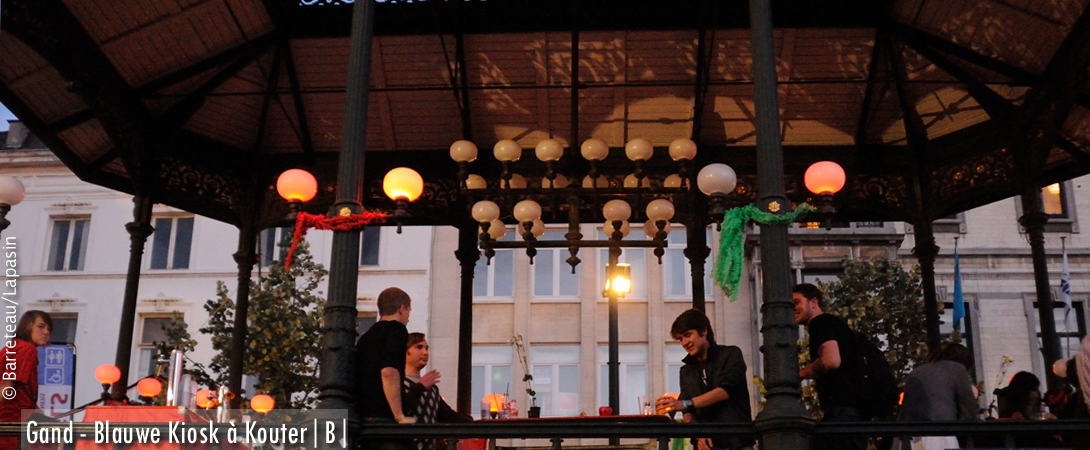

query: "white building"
left=3, top=120, right=1087, bottom=420
left=1, top=121, right=435, bottom=413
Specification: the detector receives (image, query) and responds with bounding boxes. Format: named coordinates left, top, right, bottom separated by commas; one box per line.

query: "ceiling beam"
left=253, top=45, right=285, bottom=154
left=886, top=34, right=933, bottom=223
left=887, top=20, right=1090, bottom=109
left=854, top=29, right=886, bottom=146
left=158, top=40, right=276, bottom=132
left=892, top=28, right=1014, bottom=119
left=281, top=42, right=315, bottom=155
left=135, top=33, right=278, bottom=97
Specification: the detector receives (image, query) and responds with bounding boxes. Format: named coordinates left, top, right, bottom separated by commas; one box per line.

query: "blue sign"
left=37, top=344, right=74, bottom=416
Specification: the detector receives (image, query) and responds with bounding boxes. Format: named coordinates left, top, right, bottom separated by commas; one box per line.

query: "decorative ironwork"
left=160, top=157, right=240, bottom=211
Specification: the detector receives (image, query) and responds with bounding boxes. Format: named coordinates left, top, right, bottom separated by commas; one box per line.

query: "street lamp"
left=251, top=394, right=275, bottom=413
left=696, top=163, right=738, bottom=230
left=94, top=364, right=120, bottom=402
left=382, top=167, right=424, bottom=233
left=804, top=161, right=846, bottom=229
left=276, top=169, right=318, bottom=221
left=0, top=175, right=26, bottom=239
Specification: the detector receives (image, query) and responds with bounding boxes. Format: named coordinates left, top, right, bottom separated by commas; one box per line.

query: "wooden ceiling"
left=2, top=0, right=1090, bottom=227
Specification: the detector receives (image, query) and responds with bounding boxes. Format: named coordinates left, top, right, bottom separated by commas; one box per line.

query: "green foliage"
left=198, top=240, right=328, bottom=410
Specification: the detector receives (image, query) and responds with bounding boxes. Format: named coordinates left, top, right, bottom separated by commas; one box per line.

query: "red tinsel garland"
left=284, top=211, right=388, bottom=270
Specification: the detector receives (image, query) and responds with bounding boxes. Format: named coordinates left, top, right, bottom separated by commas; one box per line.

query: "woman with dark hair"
left=1000, top=371, right=1043, bottom=420
left=0, top=310, right=52, bottom=450
left=893, top=343, right=979, bottom=450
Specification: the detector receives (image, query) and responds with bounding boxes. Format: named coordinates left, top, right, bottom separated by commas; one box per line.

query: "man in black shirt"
left=357, top=287, right=416, bottom=450
left=793, top=283, right=865, bottom=450
left=656, top=309, right=753, bottom=450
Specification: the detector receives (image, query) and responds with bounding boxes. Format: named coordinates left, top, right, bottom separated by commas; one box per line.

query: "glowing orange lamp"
left=482, top=393, right=505, bottom=418
left=251, top=394, right=275, bottom=413
left=195, top=389, right=213, bottom=408
left=803, top=161, right=846, bottom=230
left=276, top=169, right=318, bottom=203
left=382, top=167, right=424, bottom=234
left=94, top=364, right=121, bottom=402
left=137, top=378, right=162, bottom=397
left=94, top=365, right=121, bottom=384
left=804, top=161, right=846, bottom=195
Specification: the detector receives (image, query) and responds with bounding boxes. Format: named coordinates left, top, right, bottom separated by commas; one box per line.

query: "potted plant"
left=511, top=334, right=539, bottom=418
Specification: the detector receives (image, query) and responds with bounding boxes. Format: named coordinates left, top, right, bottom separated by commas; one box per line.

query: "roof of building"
left=1, top=0, right=1089, bottom=226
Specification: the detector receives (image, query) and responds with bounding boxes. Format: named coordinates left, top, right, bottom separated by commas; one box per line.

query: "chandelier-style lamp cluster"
left=450, top=137, right=699, bottom=190
left=804, top=161, right=846, bottom=229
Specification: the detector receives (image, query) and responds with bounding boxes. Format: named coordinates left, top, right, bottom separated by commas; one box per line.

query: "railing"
left=4, top=420, right=1090, bottom=449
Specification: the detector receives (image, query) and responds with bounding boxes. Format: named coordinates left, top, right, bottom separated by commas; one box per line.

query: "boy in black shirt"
left=793, top=283, right=865, bottom=450
left=357, top=287, right=416, bottom=450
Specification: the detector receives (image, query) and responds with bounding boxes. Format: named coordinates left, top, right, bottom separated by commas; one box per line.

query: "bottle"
left=643, top=398, right=654, bottom=415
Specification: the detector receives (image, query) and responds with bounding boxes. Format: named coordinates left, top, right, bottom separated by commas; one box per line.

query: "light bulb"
left=486, top=220, right=506, bottom=240
left=503, top=174, right=527, bottom=189
left=668, top=138, right=697, bottom=161
left=623, top=174, right=649, bottom=188
left=643, top=220, right=672, bottom=239
left=531, top=219, right=545, bottom=238
left=625, top=138, right=653, bottom=161
left=450, top=140, right=478, bottom=162
left=465, top=174, right=487, bottom=189
left=645, top=199, right=675, bottom=221
left=580, top=138, right=609, bottom=161
left=604, top=220, right=631, bottom=238
left=513, top=200, right=542, bottom=223
left=535, top=139, right=564, bottom=162
left=602, top=199, right=632, bottom=221
left=664, top=174, right=683, bottom=188
left=0, top=175, right=26, bottom=206
left=471, top=200, right=500, bottom=223
left=804, top=161, right=846, bottom=195
left=494, top=140, right=522, bottom=162
left=696, top=164, right=737, bottom=195
left=542, top=174, right=569, bottom=189
left=582, top=175, right=609, bottom=188
left=382, top=167, right=424, bottom=201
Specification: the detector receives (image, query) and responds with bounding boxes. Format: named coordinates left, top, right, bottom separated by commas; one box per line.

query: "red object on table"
left=598, top=406, right=613, bottom=416
left=76, top=406, right=248, bottom=450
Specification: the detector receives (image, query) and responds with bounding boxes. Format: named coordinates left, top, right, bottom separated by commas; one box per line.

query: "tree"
left=197, top=239, right=328, bottom=410
left=820, top=257, right=932, bottom=383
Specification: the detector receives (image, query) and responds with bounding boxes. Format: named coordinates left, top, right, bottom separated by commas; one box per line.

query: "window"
left=664, top=227, right=713, bottom=298
left=474, top=233, right=514, bottom=298
left=360, top=227, right=381, bottom=266
left=597, top=345, right=648, bottom=415
left=471, top=346, right=513, bottom=419
left=532, top=230, right=580, bottom=298
left=47, top=217, right=90, bottom=271
left=356, top=312, right=377, bottom=336
left=531, top=345, right=580, bottom=417
left=664, top=345, right=687, bottom=396
left=260, top=227, right=292, bottom=267
left=597, top=230, right=646, bottom=299
left=940, top=301, right=977, bottom=379
left=1041, top=184, right=1068, bottom=218
left=149, top=216, right=194, bottom=269
left=50, top=315, right=78, bottom=346
left=933, top=214, right=967, bottom=234
left=1033, top=300, right=1086, bottom=360
left=137, top=316, right=173, bottom=378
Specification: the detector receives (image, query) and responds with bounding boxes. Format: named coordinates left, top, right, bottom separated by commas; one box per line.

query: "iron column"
left=749, top=0, right=813, bottom=448
left=316, top=0, right=376, bottom=435
left=111, top=194, right=153, bottom=400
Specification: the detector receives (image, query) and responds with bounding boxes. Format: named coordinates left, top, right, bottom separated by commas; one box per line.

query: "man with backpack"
left=793, top=283, right=867, bottom=450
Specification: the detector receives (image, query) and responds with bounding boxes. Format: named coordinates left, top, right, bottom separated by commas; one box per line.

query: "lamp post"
left=382, top=167, right=424, bottom=233
left=0, top=175, right=26, bottom=240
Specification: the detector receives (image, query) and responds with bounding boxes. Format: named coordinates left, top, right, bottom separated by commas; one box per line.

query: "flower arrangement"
left=510, top=334, right=537, bottom=407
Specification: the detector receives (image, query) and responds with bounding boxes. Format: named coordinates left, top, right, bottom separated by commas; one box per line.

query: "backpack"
left=852, top=331, right=900, bottom=419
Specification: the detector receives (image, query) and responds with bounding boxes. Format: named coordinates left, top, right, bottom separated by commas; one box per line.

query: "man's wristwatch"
left=681, top=399, right=695, bottom=413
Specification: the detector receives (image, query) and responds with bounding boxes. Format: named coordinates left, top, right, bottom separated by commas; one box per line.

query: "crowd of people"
left=352, top=284, right=1090, bottom=450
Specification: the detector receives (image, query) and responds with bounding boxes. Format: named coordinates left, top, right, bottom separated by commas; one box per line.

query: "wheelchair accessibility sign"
left=37, top=344, right=74, bottom=416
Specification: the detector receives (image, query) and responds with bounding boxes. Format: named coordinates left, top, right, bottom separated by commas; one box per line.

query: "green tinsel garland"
left=712, top=202, right=815, bottom=301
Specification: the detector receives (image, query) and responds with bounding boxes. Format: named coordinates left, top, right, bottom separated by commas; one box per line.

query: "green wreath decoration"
left=712, top=202, right=815, bottom=301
